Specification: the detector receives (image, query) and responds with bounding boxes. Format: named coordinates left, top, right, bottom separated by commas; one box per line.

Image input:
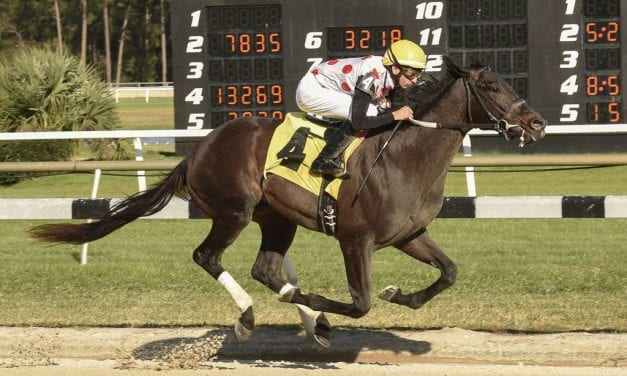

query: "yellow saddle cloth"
left=263, top=112, right=363, bottom=199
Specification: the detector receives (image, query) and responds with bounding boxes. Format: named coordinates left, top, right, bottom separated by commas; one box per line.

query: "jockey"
left=296, top=39, right=427, bottom=178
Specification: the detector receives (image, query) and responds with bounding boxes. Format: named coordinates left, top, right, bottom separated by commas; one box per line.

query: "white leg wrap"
left=295, top=304, right=322, bottom=322
left=218, top=272, right=253, bottom=313
left=279, top=283, right=296, bottom=296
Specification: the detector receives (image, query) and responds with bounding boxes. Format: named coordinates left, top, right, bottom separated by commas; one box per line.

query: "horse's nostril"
left=531, top=119, right=546, bottom=130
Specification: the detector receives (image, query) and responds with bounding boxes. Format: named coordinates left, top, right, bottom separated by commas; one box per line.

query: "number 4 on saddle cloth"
left=264, top=112, right=366, bottom=235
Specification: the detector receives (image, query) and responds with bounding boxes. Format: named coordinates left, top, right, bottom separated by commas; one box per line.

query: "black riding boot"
left=310, top=121, right=355, bottom=178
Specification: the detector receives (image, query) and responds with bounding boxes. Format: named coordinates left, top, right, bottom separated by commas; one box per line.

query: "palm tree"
left=53, top=0, right=63, bottom=53
left=103, top=0, right=112, bottom=84
left=115, top=2, right=132, bottom=85
left=160, top=0, right=168, bottom=84
left=0, top=46, right=130, bottom=184
left=80, top=0, right=88, bottom=66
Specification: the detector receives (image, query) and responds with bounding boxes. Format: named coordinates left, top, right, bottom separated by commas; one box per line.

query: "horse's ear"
left=443, top=55, right=467, bottom=78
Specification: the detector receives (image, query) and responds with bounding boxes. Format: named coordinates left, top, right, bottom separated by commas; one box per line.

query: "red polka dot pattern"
left=312, top=69, right=319, bottom=75
left=327, top=60, right=339, bottom=65
left=341, top=82, right=351, bottom=92
left=342, top=65, right=353, bottom=74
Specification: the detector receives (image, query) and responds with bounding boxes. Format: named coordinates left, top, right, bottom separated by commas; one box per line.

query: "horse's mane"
left=391, top=56, right=473, bottom=117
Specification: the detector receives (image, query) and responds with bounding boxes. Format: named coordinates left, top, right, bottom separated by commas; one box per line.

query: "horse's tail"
left=31, top=158, right=189, bottom=244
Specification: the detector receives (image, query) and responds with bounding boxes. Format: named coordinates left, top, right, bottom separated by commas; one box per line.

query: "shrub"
left=0, top=46, right=131, bottom=184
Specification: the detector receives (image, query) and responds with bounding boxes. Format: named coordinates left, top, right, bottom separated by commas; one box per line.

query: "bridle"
left=353, top=70, right=537, bottom=204
left=409, top=70, right=535, bottom=144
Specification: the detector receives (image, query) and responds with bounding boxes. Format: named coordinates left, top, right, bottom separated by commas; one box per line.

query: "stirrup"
left=311, top=158, right=350, bottom=178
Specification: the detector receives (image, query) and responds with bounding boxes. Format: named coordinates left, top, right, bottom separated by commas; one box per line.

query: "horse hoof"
left=235, top=307, right=254, bottom=341
left=313, top=333, right=331, bottom=348
left=378, top=285, right=400, bottom=302
left=313, top=313, right=332, bottom=348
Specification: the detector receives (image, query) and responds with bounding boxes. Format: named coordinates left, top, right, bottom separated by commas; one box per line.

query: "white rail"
left=111, top=86, right=173, bottom=103
left=2, top=123, right=626, bottom=197
left=1, top=124, right=626, bottom=141
left=0, top=129, right=209, bottom=141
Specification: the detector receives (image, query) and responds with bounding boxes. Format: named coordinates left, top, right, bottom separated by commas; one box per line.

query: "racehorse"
left=31, top=56, right=546, bottom=347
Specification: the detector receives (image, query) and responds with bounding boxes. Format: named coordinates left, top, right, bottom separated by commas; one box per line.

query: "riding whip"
left=351, top=120, right=403, bottom=207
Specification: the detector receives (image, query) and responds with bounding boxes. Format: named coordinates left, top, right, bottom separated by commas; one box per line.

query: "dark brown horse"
left=32, top=57, right=546, bottom=347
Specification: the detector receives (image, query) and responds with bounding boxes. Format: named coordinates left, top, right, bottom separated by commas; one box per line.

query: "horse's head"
left=448, top=56, right=547, bottom=145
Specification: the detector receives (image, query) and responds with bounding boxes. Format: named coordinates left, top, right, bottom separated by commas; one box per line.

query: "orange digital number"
left=227, top=86, right=238, bottom=105
left=257, top=111, right=269, bottom=117
left=390, top=28, right=403, bottom=43
left=586, top=76, right=599, bottom=96
left=256, top=85, right=268, bottom=105
left=269, top=33, right=281, bottom=52
left=225, top=34, right=236, bottom=52
left=272, top=111, right=284, bottom=119
left=255, top=33, right=266, bottom=53
left=214, top=87, right=223, bottom=105
left=586, top=22, right=598, bottom=43
left=345, top=30, right=356, bottom=50
left=359, top=30, right=371, bottom=49
left=609, top=75, right=620, bottom=96
left=239, top=34, right=251, bottom=53
left=242, top=111, right=254, bottom=117
left=608, top=22, right=619, bottom=42
left=609, top=102, right=621, bottom=123
left=241, top=85, right=253, bottom=105
left=591, top=103, right=600, bottom=121
left=228, top=111, right=238, bottom=120
left=270, top=84, right=283, bottom=104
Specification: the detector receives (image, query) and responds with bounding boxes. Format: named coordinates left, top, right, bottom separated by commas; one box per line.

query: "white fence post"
left=81, top=168, right=102, bottom=265
left=462, top=134, right=477, bottom=197
left=133, top=138, right=147, bottom=192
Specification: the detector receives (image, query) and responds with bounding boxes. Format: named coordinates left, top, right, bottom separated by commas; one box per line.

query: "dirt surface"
left=0, top=326, right=625, bottom=376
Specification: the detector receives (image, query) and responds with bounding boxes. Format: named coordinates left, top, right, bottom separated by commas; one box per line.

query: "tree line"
left=0, top=0, right=170, bottom=85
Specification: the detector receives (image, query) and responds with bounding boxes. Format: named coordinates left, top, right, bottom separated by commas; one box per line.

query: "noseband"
left=463, top=75, right=526, bottom=139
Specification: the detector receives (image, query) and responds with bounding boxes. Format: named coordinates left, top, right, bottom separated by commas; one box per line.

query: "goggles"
left=401, top=66, right=422, bottom=80
left=388, top=48, right=423, bottom=80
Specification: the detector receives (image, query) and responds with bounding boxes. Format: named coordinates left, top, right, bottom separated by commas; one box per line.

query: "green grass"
left=114, top=97, right=174, bottom=130
left=1, top=100, right=625, bottom=332
left=2, top=164, right=627, bottom=198
left=0, top=219, right=624, bottom=331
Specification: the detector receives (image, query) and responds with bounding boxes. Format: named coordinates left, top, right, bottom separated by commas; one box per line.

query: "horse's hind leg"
left=192, top=214, right=254, bottom=340
left=251, top=209, right=331, bottom=347
left=379, top=230, right=457, bottom=309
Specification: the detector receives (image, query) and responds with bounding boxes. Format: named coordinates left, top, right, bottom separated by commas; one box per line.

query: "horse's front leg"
left=379, top=230, right=457, bottom=309
left=280, top=237, right=374, bottom=321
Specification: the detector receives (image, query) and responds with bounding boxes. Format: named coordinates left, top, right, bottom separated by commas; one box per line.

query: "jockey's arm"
left=350, top=74, right=413, bottom=131
left=350, top=88, right=395, bottom=131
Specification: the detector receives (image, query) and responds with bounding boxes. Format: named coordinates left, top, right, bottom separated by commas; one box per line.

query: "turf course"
left=0, top=98, right=625, bottom=332
left=1, top=218, right=625, bottom=331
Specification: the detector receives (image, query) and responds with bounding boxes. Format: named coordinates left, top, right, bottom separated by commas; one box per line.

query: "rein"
left=408, top=75, right=530, bottom=143
left=351, top=72, right=532, bottom=205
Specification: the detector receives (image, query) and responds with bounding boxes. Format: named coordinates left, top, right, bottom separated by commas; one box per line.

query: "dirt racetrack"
left=0, top=326, right=624, bottom=376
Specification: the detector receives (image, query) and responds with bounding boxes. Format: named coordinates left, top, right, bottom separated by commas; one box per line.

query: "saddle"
left=264, top=113, right=365, bottom=235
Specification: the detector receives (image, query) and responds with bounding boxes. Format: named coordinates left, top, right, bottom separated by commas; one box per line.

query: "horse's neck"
left=410, top=78, right=469, bottom=161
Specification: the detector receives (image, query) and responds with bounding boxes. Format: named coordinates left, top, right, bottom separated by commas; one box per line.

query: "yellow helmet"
left=382, top=39, right=427, bottom=69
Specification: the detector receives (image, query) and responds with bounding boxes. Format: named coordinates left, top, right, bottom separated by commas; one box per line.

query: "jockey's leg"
left=310, top=120, right=355, bottom=178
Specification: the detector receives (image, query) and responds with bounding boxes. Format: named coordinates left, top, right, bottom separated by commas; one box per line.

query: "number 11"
left=418, top=28, right=442, bottom=46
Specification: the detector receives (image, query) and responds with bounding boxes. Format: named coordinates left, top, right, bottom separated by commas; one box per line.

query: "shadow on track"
left=132, top=327, right=431, bottom=368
